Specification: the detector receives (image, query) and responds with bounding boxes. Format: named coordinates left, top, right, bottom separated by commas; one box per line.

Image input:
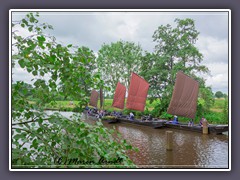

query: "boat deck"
left=115, top=117, right=168, bottom=129
left=164, top=122, right=229, bottom=134
left=84, top=112, right=228, bottom=134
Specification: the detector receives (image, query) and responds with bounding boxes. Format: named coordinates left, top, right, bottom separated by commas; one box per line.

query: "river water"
left=54, top=111, right=229, bottom=169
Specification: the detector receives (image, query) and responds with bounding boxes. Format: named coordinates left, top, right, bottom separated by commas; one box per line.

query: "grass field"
left=60, top=98, right=224, bottom=111
left=44, top=98, right=227, bottom=124
left=44, top=98, right=226, bottom=111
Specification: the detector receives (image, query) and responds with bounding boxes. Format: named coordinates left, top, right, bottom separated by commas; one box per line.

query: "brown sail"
left=167, top=71, right=199, bottom=119
left=89, top=89, right=99, bottom=108
left=112, top=82, right=126, bottom=109
left=126, top=73, right=149, bottom=112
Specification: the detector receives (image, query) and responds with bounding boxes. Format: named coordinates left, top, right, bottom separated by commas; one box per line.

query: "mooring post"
left=202, top=120, right=208, bottom=134
left=166, top=131, right=173, bottom=151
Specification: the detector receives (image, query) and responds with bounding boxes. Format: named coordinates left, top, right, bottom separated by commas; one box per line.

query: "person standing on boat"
left=172, top=115, right=179, bottom=124
left=203, top=117, right=208, bottom=126
left=188, top=119, right=194, bottom=126
left=199, top=117, right=204, bottom=126
left=147, top=114, right=153, bottom=121
left=129, top=112, right=134, bottom=120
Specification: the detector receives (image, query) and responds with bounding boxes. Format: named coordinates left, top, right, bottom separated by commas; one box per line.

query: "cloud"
left=11, top=11, right=229, bottom=94
left=12, top=64, right=35, bottom=84
left=197, top=35, right=228, bottom=64
left=201, top=63, right=228, bottom=93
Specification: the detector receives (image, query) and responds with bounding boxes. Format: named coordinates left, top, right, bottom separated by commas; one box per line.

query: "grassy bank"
left=44, top=98, right=228, bottom=124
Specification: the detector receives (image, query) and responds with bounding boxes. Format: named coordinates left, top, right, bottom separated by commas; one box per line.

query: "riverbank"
left=42, top=98, right=228, bottom=125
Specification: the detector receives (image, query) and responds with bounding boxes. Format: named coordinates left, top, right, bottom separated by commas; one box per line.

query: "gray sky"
left=12, top=10, right=229, bottom=94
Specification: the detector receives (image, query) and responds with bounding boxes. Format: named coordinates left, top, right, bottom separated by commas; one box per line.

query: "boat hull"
left=107, top=117, right=167, bottom=129
left=165, top=122, right=228, bottom=134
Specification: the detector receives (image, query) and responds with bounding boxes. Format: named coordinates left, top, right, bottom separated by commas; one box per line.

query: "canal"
left=58, top=111, right=229, bottom=169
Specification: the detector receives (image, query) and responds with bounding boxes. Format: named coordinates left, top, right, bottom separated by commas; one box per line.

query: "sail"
left=126, top=73, right=150, bottom=112
left=89, top=89, right=99, bottom=108
left=112, top=82, right=126, bottom=109
left=167, top=71, right=199, bottom=119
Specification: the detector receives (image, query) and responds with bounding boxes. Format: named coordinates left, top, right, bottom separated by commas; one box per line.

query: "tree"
left=58, top=46, right=98, bottom=101
left=215, top=91, right=224, bottom=98
left=97, top=41, right=143, bottom=93
left=12, top=82, right=33, bottom=98
left=11, top=13, right=136, bottom=168
left=223, top=96, right=228, bottom=122
left=141, top=18, right=211, bottom=116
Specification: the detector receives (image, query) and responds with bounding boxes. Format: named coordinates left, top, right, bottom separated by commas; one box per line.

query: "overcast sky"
left=12, top=10, right=229, bottom=94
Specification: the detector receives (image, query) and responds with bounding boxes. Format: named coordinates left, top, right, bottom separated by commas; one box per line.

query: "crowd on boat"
left=85, top=107, right=158, bottom=122
left=165, top=115, right=209, bottom=127
left=85, top=106, right=209, bottom=126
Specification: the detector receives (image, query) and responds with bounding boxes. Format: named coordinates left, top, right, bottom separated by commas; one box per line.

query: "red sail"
left=167, top=71, right=199, bottom=119
left=126, top=73, right=150, bottom=112
left=89, top=90, right=99, bottom=108
left=112, top=82, right=126, bottom=109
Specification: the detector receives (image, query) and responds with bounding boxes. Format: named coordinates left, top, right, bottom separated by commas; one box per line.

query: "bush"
left=160, top=112, right=173, bottom=120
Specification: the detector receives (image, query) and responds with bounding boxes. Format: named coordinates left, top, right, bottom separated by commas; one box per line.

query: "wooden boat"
left=86, top=72, right=229, bottom=135
left=164, top=122, right=228, bottom=134
left=103, top=115, right=167, bottom=129
left=117, top=117, right=167, bottom=129
left=166, top=72, right=229, bottom=135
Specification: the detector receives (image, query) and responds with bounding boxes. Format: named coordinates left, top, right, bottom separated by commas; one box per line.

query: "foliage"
left=140, top=18, right=212, bottom=116
left=43, top=98, right=227, bottom=123
left=139, top=52, right=169, bottom=101
left=159, top=112, right=173, bottom=120
left=97, top=40, right=143, bottom=93
left=58, top=46, right=98, bottom=101
left=222, top=97, right=229, bottom=123
left=198, top=84, right=215, bottom=114
left=215, top=91, right=224, bottom=98
left=12, top=81, right=34, bottom=99
left=12, top=113, right=135, bottom=168
left=12, top=13, right=136, bottom=168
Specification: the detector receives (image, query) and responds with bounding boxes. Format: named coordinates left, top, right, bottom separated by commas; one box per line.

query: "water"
left=80, top=112, right=229, bottom=169
left=16, top=111, right=229, bottom=168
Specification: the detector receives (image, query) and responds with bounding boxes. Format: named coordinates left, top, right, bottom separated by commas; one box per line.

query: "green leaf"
left=32, top=71, right=37, bottom=76
left=37, top=36, right=46, bottom=42
left=17, top=159, right=22, bottom=165
left=18, top=59, right=25, bottom=68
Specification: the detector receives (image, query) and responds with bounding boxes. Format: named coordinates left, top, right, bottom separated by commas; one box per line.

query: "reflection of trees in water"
left=113, top=124, right=228, bottom=168
left=85, top=116, right=228, bottom=168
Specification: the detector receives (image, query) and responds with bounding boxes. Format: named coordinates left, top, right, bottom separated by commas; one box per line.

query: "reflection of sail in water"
left=112, top=82, right=126, bottom=109
left=167, top=71, right=199, bottom=119
left=126, top=73, right=150, bottom=112
left=89, top=90, right=99, bottom=108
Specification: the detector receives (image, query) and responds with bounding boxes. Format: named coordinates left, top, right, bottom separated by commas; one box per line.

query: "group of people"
left=111, top=111, right=123, bottom=118
left=187, top=116, right=208, bottom=127
left=86, top=107, right=209, bottom=126
left=141, top=114, right=153, bottom=121
left=86, top=107, right=108, bottom=118
left=170, top=115, right=208, bottom=127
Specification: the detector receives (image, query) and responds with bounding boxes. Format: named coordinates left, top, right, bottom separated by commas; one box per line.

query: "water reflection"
left=47, top=111, right=229, bottom=168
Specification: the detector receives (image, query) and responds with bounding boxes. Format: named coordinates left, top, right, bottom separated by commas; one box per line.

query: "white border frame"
left=9, top=9, right=231, bottom=171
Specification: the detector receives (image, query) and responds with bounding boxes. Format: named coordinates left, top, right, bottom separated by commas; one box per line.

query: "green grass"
left=43, top=98, right=228, bottom=124
left=44, top=98, right=226, bottom=114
